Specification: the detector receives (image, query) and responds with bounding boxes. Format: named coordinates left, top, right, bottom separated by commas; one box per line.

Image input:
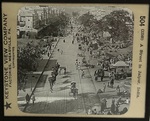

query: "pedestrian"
left=61, top=50, right=63, bottom=55
left=111, top=99, right=116, bottom=114
left=109, top=71, right=112, bottom=79
left=74, top=87, right=78, bottom=99
left=94, top=70, right=98, bottom=81
left=110, top=79, right=114, bottom=88
left=25, top=93, right=30, bottom=103
left=64, top=67, right=66, bottom=74
left=31, top=93, right=35, bottom=105
left=100, top=69, right=104, bottom=81
left=78, top=62, right=81, bottom=70
left=71, top=82, right=76, bottom=89
left=63, top=39, right=65, bottom=43
left=82, top=57, right=86, bottom=64
left=75, top=61, right=78, bottom=69
left=81, top=70, right=85, bottom=78
left=107, top=82, right=110, bottom=87
left=101, top=101, right=105, bottom=113
left=116, top=85, right=120, bottom=94
left=87, top=108, right=92, bottom=115
left=47, top=52, right=50, bottom=57
left=110, top=71, right=115, bottom=88
left=112, top=97, right=115, bottom=104
left=48, top=77, right=56, bottom=92
left=92, top=109, right=97, bottom=115
left=97, top=61, right=100, bottom=66
left=125, top=97, right=130, bottom=104
left=103, top=83, right=106, bottom=92
left=115, top=104, right=120, bottom=114
left=51, top=71, right=56, bottom=77
left=72, top=40, right=74, bottom=44
left=103, top=98, right=107, bottom=109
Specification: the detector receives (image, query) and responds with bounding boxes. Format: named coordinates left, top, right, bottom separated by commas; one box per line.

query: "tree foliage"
left=101, top=10, right=134, bottom=41
left=18, top=42, right=41, bottom=72
left=77, top=10, right=134, bottom=42
left=78, top=12, right=95, bottom=29
left=17, top=40, right=43, bottom=89
left=38, top=12, right=70, bottom=37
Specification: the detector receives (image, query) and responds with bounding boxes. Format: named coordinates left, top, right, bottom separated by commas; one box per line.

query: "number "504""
left=140, top=16, right=146, bottom=26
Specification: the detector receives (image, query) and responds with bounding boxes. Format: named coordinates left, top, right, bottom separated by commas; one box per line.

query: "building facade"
left=17, top=6, right=65, bottom=39
left=17, top=7, right=39, bottom=38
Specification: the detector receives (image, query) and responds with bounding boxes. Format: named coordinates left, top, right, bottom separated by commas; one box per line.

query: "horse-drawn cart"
left=94, top=69, right=104, bottom=81
left=69, top=82, right=78, bottom=99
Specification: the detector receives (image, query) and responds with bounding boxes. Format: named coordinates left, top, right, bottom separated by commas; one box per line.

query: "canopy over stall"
left=113, top=61, right=129, bottom=67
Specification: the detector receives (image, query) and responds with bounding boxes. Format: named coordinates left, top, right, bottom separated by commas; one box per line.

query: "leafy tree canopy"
left=77, top=10, right=134, bottom=42
left=100, top=10, right=134, bottom=41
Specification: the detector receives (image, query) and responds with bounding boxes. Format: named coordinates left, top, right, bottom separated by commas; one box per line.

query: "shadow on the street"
left=62, top=75, right=71, bottom=78
left=57, top=85, right=70, bottom=91
left=78, top=92, right=97, bottom=98
left=62, top=79, right=71, bottom=84
left=24, top=74, right=48, bottom=89
left=104, top=90, right=116, bottom=93
left=94, top=79, right=110, bottom=82
left=20, top=104, right=27, bottom=107
left=24, top=98, right=84, bottom=114
left=18, top=96, right=25, bottom=101
left=97, top=93, right=119, bottom=99
left=65, top=71, right=74, bottom=75
left=85, top=75, right=92, bottom=78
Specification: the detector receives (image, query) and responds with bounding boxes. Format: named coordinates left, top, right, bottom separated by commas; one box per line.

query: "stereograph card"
left=2, top=3, right=149, bottom=118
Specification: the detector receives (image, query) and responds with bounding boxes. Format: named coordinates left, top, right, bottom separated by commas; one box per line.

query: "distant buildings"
left=17, top=6, right=65, bottom=38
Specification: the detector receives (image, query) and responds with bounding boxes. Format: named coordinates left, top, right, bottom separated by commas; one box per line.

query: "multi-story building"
left=17, top=7, right=40, bottom=38
left=17, top=6, right=65, bottom=38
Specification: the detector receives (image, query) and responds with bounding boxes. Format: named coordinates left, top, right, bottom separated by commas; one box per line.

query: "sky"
left=63, top=6, right=133, bottom=20
left=19, top=5, right=133, bottom=20
left=52, top=5, right=133, bottom=15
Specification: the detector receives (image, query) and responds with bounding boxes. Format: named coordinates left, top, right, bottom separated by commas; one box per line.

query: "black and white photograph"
left=16, top=5, right=134, bottom=115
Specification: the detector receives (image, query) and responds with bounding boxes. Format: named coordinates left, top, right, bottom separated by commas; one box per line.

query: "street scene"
left=17, top=6, right=133, bottom=115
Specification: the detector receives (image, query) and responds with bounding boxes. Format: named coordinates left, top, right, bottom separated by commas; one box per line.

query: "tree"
left=17, top=40, right=44, bottom=91
left=18, top=44, right=39, bottom=72
left=38, top=11, right=70, bottom=37
left=77, top=12, right=95, bottom=32
left=101, top=10, right=134, bottom=42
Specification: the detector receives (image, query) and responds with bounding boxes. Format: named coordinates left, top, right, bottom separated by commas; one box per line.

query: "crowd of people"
left=87, top=97, right=129, bottom=115
left=73, top=31, right=132, bottom=81
left=18, top=24, right=131, bottom=114
left=74, top=32, right=132, bottom=65
left=72, top=29, right=132, bottom=115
